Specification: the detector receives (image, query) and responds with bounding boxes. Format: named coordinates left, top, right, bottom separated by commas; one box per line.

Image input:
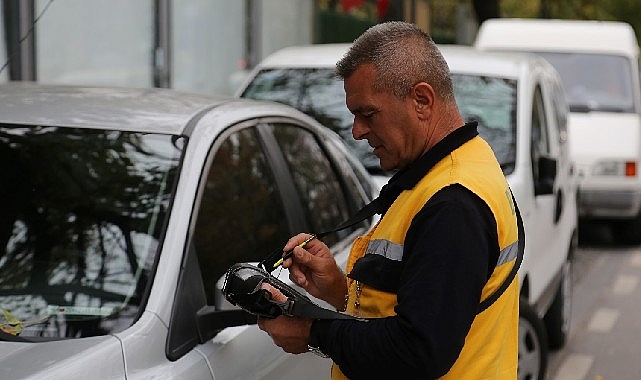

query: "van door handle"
left=554, top=189, right=564, bottom=224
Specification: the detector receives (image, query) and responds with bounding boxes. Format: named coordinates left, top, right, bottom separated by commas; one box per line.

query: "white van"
left=475, top=18, right=641, bottom=243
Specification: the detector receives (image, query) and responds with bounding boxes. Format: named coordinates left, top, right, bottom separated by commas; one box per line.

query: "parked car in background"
left=475, top=18, right=641, bottom=244
left=0, top=83, right=376, bottom=379
left=235, top=44, right=390, bottom=189
left=238, top=43, right=578, bottom=380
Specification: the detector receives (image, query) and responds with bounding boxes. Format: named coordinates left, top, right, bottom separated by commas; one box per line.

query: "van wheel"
left=519, top=299, right=548, bottom=380
left=544, top=258, right=571, bottom=349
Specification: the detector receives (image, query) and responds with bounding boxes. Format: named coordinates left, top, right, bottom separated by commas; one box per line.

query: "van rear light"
left=625, top=161, right=637, bottom=177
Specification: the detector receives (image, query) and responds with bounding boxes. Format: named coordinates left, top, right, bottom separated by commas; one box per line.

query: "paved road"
left=547, top=225, right=641, bottom=380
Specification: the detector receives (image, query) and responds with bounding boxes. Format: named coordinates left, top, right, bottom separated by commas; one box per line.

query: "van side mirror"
left=535, top=156, right=557, bottom=195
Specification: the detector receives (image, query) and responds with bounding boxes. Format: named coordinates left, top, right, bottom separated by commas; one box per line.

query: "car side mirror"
left=535, top=156, right=557, bottom=196
left=194, top=274, right=257, bottom=343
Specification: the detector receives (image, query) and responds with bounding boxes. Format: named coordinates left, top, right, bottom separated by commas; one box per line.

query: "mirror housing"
left=535, top=156, right=557, bottom=196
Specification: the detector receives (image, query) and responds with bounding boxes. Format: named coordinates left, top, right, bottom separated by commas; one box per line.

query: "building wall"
left=36, top=0, right=154, bottom=88
left=1, top=1, right=473, bottom=95
left=172, top=0, right=246, bottom=96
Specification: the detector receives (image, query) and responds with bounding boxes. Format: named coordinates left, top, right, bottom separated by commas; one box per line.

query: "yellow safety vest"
left=332, top=135, right=519, bottom=379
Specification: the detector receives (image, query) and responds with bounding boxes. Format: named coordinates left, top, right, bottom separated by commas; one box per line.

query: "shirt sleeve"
left=310, top=184, right=499, bottom=379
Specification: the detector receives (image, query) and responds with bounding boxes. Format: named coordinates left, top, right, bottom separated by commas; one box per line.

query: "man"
left=258, top=21, right=519, bottom=379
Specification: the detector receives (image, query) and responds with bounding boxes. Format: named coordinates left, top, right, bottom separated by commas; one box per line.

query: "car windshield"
left=241, top=68, right=383, bottom=174
left=451, top=74, right=518, bottom=175
left=241, top=68, right=516, bottom=175
left=533, top=52, right=635, bottom=113
left=0, top=125, right=184, bottom=339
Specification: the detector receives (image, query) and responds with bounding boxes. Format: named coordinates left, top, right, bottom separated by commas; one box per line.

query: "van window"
left=550, top=80, right=568, bottom=143
left=532, top=86, right=551, bottom=186
left=451, top=74, right=517, bottom=174
left=534, top=52, right=635, bottom=113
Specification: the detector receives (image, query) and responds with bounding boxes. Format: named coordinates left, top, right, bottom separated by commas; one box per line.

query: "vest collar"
left=376, top=121, right=478, bottom=214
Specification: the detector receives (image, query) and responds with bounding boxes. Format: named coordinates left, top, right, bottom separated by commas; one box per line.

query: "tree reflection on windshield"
left=0, top=125, right=183, bottom=339
left=241, top=68, right=384, bottom=173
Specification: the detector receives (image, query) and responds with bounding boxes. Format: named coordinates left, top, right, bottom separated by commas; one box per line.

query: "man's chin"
left=378, top=159, right=396, bottom=172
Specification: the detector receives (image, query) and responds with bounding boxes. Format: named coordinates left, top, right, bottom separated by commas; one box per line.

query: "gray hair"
left=336, top=21, right=454, bottom=101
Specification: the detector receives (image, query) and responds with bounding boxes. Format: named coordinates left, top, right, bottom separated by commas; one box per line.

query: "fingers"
left=283, top=233, right=315, bottom=252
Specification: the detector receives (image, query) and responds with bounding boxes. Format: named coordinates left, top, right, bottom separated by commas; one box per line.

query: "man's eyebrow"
left=351, top=105, right=377, bottom=114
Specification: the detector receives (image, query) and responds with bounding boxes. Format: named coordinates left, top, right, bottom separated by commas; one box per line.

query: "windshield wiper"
left=570, top=103, right=630, bottom=113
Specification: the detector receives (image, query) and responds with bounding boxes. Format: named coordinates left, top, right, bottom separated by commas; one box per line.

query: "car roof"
left=0, top=82, right=232, bottom=134
left=256, top=43, right=351, bottom=69
left=439, top=44, right=554, bottom=80
left=252, top=43, right=552, bottom=80
left=475, top=18, right=639, bottom=56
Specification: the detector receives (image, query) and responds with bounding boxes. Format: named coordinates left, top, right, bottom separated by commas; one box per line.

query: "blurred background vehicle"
left=475, top=18, right=641, bottom=244
left=238, top=42, right=578, bottom=380
left=0, top=82, right=376, bottom=379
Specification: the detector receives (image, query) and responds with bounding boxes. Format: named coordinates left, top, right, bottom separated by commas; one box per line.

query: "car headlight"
left=592, top=160, right=637, bottom=177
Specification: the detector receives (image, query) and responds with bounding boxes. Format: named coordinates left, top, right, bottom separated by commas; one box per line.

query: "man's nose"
left=352, top=119, right=368, bottom=140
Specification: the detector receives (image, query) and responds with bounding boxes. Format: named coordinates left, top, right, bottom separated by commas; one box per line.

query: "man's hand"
left=257, top=283, right=313, bottom=354
left=282, top=233, right=348, bottom=310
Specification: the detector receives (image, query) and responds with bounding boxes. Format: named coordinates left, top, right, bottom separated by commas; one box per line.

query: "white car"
left=475, top=18, right=641, bottom=244
left=0, top=83, right=376, bottom=379
left=238, top=43, right=578, bottom=380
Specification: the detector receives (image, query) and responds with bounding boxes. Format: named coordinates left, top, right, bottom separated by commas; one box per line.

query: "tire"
left=518, top=298, right=548, bottom=380
left=544, top=258, right=572, bottom=349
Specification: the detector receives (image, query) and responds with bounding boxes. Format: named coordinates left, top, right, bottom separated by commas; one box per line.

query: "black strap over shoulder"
left=477, top=192, right=524, bottom=314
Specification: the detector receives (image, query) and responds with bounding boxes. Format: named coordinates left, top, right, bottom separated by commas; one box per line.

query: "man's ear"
left=412, top=82, right=435, bottom=120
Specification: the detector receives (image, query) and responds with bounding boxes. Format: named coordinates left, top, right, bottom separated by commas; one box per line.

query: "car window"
left=269, top=123, right=352, bottom=246
left=193, top=127, right=290, bottom=304
left=452, top=73, right=518, bottom=174
left=324, top=136, right=375, bottom=206
left=0, top=124, right=183, bottom=338
left=531, top=86, right=551, bottom=186
left=241, top=68, right=382, bottom=173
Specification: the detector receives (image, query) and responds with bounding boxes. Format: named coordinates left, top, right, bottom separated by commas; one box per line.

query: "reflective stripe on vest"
left=365, top=239, right=403, bottom=261
left=363, top=238, right=518, bottom=269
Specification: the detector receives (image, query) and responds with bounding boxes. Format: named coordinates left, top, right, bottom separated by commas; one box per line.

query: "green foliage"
left=499, top=0, right=641, bottom=42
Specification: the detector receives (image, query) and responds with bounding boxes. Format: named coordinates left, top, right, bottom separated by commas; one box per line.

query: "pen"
left=273, top=234, right=317, bottom=268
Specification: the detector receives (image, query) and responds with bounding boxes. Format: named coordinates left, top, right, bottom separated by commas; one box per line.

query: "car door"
left=185, top=118, right=371, bottom=380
